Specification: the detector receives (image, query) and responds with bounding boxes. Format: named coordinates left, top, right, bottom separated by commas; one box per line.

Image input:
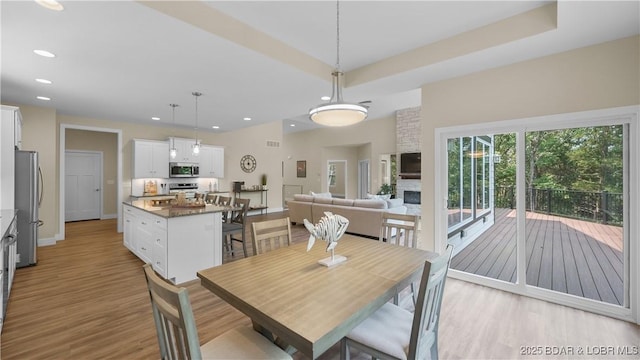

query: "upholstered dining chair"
left=251, top=217, right=293, bottom=256
left=142, top=264, right=292, bottom=360
left=223, top=197, right=250, bottom=258
left=380, top=212, right=420, bottom=305
left=341, top=245, right=454, bottom=360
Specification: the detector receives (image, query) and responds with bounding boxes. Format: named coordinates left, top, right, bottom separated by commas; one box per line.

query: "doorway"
left=59, top=124, right=122, bottom=241
left=65, top=151, right=102, bottom=221
left=358, top=159, right=370, bottom=199
left=327, top=160, right=347, bottom=198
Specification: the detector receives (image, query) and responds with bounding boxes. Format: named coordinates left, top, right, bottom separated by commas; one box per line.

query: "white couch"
left=287, top=194, right=407, bottom=238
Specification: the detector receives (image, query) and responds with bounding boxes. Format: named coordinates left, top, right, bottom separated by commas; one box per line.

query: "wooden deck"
left=450, top=208, right=624, bottom=306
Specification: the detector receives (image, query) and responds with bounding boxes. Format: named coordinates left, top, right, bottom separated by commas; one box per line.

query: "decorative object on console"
left=240, top=154, right=257, bottom=173
left=191, top=91, right=202, bottom=156
left=308, top=0, right=368, bottom=127
left=304, top=211, right=349, bottom=267
left=261, top=173, right=267, bottom=190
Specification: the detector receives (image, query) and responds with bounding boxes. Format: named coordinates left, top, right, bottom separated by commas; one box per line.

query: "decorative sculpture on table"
left=304, top=212, right=349, bottom=267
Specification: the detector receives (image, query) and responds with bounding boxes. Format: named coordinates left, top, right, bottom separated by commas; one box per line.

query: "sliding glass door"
left=439, top=109, right=634, bottom=318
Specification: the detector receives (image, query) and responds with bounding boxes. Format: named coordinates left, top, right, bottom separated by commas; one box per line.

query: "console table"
left=234, top=189, right=268, bottom=215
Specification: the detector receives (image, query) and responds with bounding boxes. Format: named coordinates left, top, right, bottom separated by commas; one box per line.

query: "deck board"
left=451, top=208, right=624, bottom=306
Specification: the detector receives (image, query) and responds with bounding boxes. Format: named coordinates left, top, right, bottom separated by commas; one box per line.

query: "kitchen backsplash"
left=130, top=177, right=221, bottom=196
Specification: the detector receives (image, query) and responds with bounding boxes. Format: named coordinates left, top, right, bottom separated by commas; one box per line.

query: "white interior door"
left=65, top=151, right=102, bottom=221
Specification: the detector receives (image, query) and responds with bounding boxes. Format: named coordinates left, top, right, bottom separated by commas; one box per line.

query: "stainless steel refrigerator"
left=15, top=150, right=42, bottom=268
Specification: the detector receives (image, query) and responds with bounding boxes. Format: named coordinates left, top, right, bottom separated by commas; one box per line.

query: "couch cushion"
left=314, top=197, right=333, bottom=204
left=293, top=194, right=314, bottom=202
left=310, top=191, right=332, bottom=198
left=332, top=198, right=354, bottom=206
left=353, top=199, right=387, bottom=209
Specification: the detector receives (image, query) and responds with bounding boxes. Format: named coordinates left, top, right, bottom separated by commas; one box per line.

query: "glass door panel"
left=448, top=133, right=517, bottom=283
left=524, top=125, right=625, bottom=306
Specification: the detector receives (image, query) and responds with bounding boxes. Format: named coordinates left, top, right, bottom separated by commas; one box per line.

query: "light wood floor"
left=1, top=213, right=638, bottom=359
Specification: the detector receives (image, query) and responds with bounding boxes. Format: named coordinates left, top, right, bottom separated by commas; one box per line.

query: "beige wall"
left=17, top=105, right=58, bottom=240
left=65, top=129, right=118, bottom=216
left=283, top=115, right=397, bottom=198
left=420, top=35, right=640, bottom=251
left=15, top=108, right=283, bottom=240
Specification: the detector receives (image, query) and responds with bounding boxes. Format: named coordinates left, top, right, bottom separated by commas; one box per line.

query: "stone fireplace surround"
left=395, top=106, right=422, bottom=216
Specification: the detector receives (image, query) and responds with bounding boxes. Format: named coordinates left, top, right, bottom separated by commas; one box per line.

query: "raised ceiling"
left=1, top=1, right=638, bottom=134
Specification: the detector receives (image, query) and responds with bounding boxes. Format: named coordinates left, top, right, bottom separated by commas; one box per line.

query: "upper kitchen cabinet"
left=199, top=145, right=224, bottom=178
left=132, top=139, right=169, bottom=178
left=1, top=105, right=22, bottom=210
left=168, top=137, right=199, bottom=163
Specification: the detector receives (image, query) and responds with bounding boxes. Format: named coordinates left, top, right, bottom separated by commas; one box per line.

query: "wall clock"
left=240, top=154, right=257, bottom=173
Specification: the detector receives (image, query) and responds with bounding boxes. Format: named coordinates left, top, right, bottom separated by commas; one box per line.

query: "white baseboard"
left=38, top=237, right=57, bottom=247
left=101, top=213, right=117, bottom=219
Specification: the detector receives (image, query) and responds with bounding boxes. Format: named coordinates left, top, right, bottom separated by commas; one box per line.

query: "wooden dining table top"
left=197, top=234, right=437, bottom=359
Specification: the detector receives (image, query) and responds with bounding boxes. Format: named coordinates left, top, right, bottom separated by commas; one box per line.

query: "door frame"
left=64, top=150, right=103, bottom=221
left=435, top=105, right=639, bottom=323
left=59, top=124, right=122, bottom=243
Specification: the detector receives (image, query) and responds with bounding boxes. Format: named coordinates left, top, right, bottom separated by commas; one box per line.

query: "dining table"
left=197, top=233, right=437, bottom=359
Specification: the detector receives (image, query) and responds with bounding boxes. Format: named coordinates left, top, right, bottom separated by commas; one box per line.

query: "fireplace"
left=404, top=190, right=421, bottom=205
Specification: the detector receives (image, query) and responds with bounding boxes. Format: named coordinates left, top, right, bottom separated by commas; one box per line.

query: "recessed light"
left=321, top=96, right=331, bottom=101
left=36, top=96, right=51, bottom=101
left=151, top=117, right=160, bottom=121
left=212, top=126, right=220, bottom=129
left=243, top=117, right=251, bottom=121
left=35, top=78, right=52, bottom=84
left=34, top=49, right=56, bottom=58
left=290, top=124, right=296, bottom=127
left=35, top=0, right=64, bottom=11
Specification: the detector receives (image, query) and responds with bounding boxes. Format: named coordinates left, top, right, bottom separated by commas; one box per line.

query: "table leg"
left=252, top=320, right=297, bottom=354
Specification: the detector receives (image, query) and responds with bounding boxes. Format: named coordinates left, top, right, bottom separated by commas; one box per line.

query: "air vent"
left=266, top=140, right=280, bottom=148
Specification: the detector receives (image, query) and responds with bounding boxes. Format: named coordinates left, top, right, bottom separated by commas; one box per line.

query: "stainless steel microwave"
left=169, top=163, right=199, bottom=178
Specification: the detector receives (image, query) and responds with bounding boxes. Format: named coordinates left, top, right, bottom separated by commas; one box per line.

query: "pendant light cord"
left=170, top=104, right=178, bottom=149
left=335, top=0, right=340, bottom=71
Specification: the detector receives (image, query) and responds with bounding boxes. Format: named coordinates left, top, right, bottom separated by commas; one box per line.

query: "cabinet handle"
left=141, top=247, right=147, bottom=251
left=141, top=221, right=147, bottom=225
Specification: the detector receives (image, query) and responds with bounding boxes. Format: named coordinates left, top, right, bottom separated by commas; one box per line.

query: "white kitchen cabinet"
left=168, top=137, right=199, bottom=163
left=132, top=139, right=169, bottom=178
left=199, top=145, right=224, bottom=178
left=1, top=106, right=21, bottom=210
left=123, top=206, right=137, bottom=252
left=123, top=203, right=220, bottom=283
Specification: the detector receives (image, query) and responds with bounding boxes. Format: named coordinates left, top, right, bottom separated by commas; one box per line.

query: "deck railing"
left=495, top=186, right=623, bottom=226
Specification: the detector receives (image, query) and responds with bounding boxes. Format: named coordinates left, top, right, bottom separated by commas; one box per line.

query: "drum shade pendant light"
left=169, top=103, right=179, bottom=159
left=309, top=0, right=367, bottom=127
left=192, top=92, right=202, bottom=156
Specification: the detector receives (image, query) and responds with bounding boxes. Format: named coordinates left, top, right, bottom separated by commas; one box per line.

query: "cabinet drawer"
left=137, top=237, right=152, bottom=263
left=150, top=216, right=167, bottom=230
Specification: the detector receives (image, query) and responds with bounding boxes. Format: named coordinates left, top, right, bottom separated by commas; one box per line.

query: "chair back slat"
left=143, top=264, right=202, bottom=360
left=408, top=245, right=453, bottom=360
left=231, top=198, right=250, bottom=224
left=380, top=212, right=419, bottom=248
left=252, top=217, right=292, bottom=256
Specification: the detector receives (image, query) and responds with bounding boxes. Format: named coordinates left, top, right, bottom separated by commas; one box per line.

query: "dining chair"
left=251, top=217, right=292, bottom=256
left=380, top=212, right=420, bottom=305
left=142, top=264, right=292, bottom=360
left=205, top=193, right=218, bottom=204
left=223, top=197, right=250, bottom=258
left=217, top=195, right=232, bottom=222
left=341, top=245, right=454, bottom=360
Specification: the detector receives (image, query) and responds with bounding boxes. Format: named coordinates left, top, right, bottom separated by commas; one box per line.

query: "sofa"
left=287, top=194, right=407, bottom=238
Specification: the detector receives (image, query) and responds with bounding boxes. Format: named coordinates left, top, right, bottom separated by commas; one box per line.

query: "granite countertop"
left=0, top=209, right=18, bottom=236
left=124, top=200, right=230, bottom=219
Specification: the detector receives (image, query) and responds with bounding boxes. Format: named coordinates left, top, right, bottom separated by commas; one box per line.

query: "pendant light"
left=169, top=103, right=179, bottom=159
left=309, top=0, right=367, bottom=127
left=192, top=91, right=202, bottom=156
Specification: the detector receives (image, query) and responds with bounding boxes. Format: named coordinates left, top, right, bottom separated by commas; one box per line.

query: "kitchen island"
left=123, top=200, right=227, bottom=284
